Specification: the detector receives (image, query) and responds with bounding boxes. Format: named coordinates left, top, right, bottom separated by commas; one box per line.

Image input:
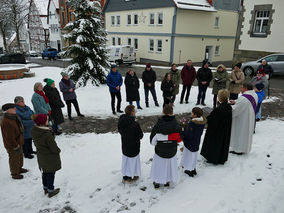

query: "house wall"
left=0, top=35, right=4, bottom=53
left=49, top=0, right=62, bottom=50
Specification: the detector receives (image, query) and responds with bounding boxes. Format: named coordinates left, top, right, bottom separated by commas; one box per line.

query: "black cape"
left=200, top=102, right=232, bottom=164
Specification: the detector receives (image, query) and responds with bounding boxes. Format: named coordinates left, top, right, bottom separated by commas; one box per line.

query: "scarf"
left=62, top=78, right=71, bottom=87
left=35, top=90, right=49, bottom=104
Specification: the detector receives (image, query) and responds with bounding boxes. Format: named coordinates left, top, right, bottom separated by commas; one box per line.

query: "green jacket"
left=31, top=126, right=61, bottom=173
left=170, top=69, right=181, bottom=95
left=212, top=70, right=229, bottom=95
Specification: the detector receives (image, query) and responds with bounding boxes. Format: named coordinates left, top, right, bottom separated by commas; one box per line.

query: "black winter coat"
left=118, top=114, right=143, bottom=157
left=125, top=72, right=140, bottom=102
left=150, top=115, right=182, bottom=158
left=183, top=117, right=206, bottom=152
left=161, top=80, right=174, bottom=98
left=200, top=102, right=232, bottom=164
left=197, top=67, right=213, bottom=86
left=43, top=85, right=65, bottom=125
left=257, top=64, right=273, bottom=77
left=142, top=69, right=156, bottom=89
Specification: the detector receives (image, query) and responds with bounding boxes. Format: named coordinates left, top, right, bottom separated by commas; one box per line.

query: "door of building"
left=205, top=46, right=213, bottom=63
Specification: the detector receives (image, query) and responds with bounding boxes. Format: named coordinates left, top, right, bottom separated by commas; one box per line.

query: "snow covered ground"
left=0, top=119, right=284, bottom=213
left=0, top=66, right=213, bottom=118
left=0, top=66, right=284, bottom=213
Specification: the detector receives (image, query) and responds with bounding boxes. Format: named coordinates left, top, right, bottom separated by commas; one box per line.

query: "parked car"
left=106, top=45, right=136, bottom=65
left=29, top=50, right=39, bottom=57
left=42, top=48, right=60, bottom=60
left=241, top=53, right=284, bottom=77
left=0, top=53, right=27, bottom=64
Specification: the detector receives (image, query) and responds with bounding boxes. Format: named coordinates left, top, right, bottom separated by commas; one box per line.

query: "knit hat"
left=43, top=78, right=55, bottom=86
left=60, top=72, right=68, bottom=77
left=2, top=103, right=16, bottom=111
left=111, top=64, right=117, bottom=69
left=202, top=60, right=209, bottom=67
left=234, top=63, right=242, bottom=69
left=255, top=83, right=264, bottom=91
left=146, top=63, right=151, bottom=68
left=257, top=69, right=265, bottom=75
left=31, top=114, right=48, bottom=126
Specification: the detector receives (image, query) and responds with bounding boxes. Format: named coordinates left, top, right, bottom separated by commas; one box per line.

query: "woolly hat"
left=32, top=114, right=48, bottom=126
left=60, top=72, right=68, bottom=77
left=43, top=78, right=55, bottom=86
left=2, top=103, right=16, bottom=111
left=234, top=63, right=242, bottom=69
left=257, top=69, right=265, bottom=75
left=202, top=59, right=209, bottom=67
left=111, top=64, right=117, bottom=69
left=146, top=63, right=151, bottom=68
left=255, top=83, right=264, bottom=91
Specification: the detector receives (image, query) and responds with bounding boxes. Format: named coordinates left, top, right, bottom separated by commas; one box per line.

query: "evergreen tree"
left=62, top=0, right=109, bottom=87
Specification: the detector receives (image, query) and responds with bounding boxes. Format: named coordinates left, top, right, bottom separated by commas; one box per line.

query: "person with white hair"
left=257, top=59, right=273, bottom=79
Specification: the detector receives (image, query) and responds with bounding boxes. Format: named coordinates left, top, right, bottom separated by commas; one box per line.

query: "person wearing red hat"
left=142, top=63, right=159, bottom=107
left=250, top=69, right=268, bottom=97
left=31, top=114, right=61, bottom=198
left=1, top=103, right=29, bottom=179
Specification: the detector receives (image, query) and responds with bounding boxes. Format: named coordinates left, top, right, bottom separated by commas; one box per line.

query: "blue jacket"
left=256, top=90, right=265, bottom=113
left=16, top=105, right=34, bottom=139
left=183, top=117, right=206, bottom=152
left=107, top=70, right=123, bottom=93
left=31, top=92, right=51, bottom=114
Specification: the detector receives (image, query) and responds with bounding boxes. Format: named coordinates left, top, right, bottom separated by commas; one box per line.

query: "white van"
left=106, top=45, right=136, bottom=65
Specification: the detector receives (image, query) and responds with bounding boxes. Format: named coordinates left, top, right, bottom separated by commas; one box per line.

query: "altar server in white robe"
left=230, top=82, right=258, bottom=154
left=150, top=105, right=182, bottom=188
left=118, top=105, right=143, bottom=182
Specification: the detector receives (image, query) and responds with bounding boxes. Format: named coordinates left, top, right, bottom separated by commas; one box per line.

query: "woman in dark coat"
left=200, top=89, right=232, bottom=164
left=118, top=105, right=143, bottom=182
left=161, top=73, right=174, bottom=108
left=43, top=78, right=65, bottom=135
left=30, top=114, right=61, bottom=198
left=124, top=69, right=142, bottom=110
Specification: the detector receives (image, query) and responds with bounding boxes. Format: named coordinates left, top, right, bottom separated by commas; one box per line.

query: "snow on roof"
left=173, top=0, right=216, bottom=12
left=33, top=0, right=49, bottom=15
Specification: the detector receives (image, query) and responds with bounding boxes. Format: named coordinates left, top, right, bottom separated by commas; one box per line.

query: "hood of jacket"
left=191, top=116, right=207, bottom=125
left=156, top=115, right=180, bottom=134
left=118, top=114, right=135, bottom=129
left=217, top=64, right=226, bottom=72
left=126, top=72, right=137, bottom=78
left=31, top=125, right=52, bottom=140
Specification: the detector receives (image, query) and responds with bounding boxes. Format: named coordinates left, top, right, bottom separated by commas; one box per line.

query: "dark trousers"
left=180, top=85, right=192, bottom=102
left=23, top=138, right=33, bottom=156
left=8, top=148, right=23, bottom=176
left=42, top=172, right=55, bottom=191
left=129, top=101, right=141, bottom=107
left=65, top=99, right=81, bottom=117
left=230, top=93, right=239, bottom=100
left=197, top=85, right=208, bottom=104
left=163, top=96, right=172, bottom=108
left=213, top=94, right=218, bottom=109
left=144, top=88, right=158, bottom=104
left=110, top=91, right=122, bottom=113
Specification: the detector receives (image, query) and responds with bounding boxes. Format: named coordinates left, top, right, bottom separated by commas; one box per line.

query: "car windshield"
left=263, top=55, right=278, bottom=62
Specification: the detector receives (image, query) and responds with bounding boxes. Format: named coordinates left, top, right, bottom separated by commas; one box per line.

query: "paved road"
left=28, top=57, right=284, bottom=89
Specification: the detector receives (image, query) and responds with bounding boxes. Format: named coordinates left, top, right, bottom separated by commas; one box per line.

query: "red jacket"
left=181, top=65, right=196, bottom=85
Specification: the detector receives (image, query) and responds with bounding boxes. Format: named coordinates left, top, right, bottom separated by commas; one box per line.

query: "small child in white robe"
left=180, top=107, right=206, bottom=177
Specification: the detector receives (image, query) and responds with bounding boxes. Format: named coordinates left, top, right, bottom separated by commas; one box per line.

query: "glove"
left=231, top=81, right=235, bottom=84
left=48, top=111, right=52, bottom=116
left=14, top=145, right=21, bottom=153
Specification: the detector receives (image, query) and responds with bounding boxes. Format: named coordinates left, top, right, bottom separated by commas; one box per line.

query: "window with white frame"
left=112, top=37, right=115, bottom=45
left=127, top=14, right=131, bottom=25
left=157, top=39, right=162, bottom=52
left=215, top=45, right=220, bottom=56
left=111, top=16, right=115, bottom=25
left=157, top=13, right=163, bottom=25
left=214, top=17, right=219, bottom=28
left=118, top=37, right=121, bottom=45
left=134, top=38, right=138, bottom=49
left=149, top=13, right=155, bottom=25
left=116, top=16, right=120, bottom=25
left=127, top=38, right=131, bottom=45
left=253, top=10, right=270, bottom=35
left=134, top=14, right=138, bottom=25
left=149, top=39, right=154, bottom=52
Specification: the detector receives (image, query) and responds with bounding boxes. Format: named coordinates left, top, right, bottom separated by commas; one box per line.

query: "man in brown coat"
left=1, top=103, right=28, bottom=179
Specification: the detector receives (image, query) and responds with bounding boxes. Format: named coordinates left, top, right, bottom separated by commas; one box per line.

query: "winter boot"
left=155, top=102, right=159, bottom=107
left=184, top=170, right=195, bottom=177
left=68, top=116, right=73, bottom=121
left=153, top=182, right=160, bottom=189
left=24, top=154, right=34, bottom=159
left=78, top=114, right=85, bottom=117
left=164, top=182, right=170, bottom=187
left=193, top=169, right=197, bottom=176
left=201, top=102, right=206, bottom=106
left=138, top=106, right=143, bottom=110
left=146, top=102, right=149, bottom=108
left=12, top=174, right=24, bottom=179
left=48, top=188, right=60, bottom=198
left=20, top=168, right=29, bottom=174
left=133, top=176, right=139, bottom=181
left=117, top=109, right=123, bottom=113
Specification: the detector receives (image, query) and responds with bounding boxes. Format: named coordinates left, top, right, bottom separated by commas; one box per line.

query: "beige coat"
left=229, top=69, right=245, bottom=94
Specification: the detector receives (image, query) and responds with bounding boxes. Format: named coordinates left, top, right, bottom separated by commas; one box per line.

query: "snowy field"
left=0, top=119, right=284, bottom=213
left=0, top=66, right=214, bottom=118
left=0, top=66, right=284, bottom=213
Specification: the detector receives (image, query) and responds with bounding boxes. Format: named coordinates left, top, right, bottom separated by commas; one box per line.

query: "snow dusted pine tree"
left=62, top=0, right=108, bottom=86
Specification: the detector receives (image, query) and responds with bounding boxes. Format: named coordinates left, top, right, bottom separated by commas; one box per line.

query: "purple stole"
left=242, top=94, right=257, bottom=113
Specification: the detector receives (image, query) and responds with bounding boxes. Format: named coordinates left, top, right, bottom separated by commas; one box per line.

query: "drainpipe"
left=170, top=7, right=177, bottom=64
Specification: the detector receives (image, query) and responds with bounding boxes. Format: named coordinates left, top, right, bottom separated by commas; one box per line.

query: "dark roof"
left=213, top=0, right=241, bottom=11
left=103, top=0, right=175, bottom=13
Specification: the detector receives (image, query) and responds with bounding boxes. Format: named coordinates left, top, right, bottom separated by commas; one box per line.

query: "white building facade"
left=0, top=35, right=4, bottom=53
left=48, top=0, right=62, bottom=51
left=234, top=0, right=284, bottom=62
left=104, top=0, right=240, bottom=65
